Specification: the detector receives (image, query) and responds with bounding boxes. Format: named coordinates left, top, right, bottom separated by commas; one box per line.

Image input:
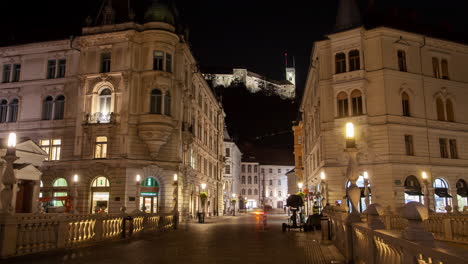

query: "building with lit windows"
left=223, top=129, right=242, bottom=214
left=239, top=160, right=260, bottom=209
left=0, top=1, right=225, bottom=219
left=260, top=165, right=293, bottom=209
left=300, top=0, right=468, bottom=213
left=289, top=120, right=304, bottom=196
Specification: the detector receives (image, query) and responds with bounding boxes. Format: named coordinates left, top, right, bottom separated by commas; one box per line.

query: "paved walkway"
left=4, top=213, right=345, bottom=264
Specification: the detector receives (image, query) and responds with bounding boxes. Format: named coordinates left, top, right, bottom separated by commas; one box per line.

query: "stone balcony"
left=138, top=114, right=175, bottom=158
left=83, top=112, right=116, bottom=125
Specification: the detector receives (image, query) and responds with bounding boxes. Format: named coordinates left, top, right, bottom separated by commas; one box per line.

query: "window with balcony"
left=337, top=92, right=349, bottom=117
left=349, top=50, right=360, bottom=71
left=335, top=53, right=346, bottom=74
left=0, top=100, right=7, bottom=123
left=95, top=136, right=108, bottom=159
left=402, top=92, right=410, bottom=117
left=99, top=88, right=112, bottom=114
left=397, top=50, right=407, bottom=72
left=351, top=90, right=363, bottom=116
left=100, top=52, right=111, bottom=73
left=42, top=96, right=54, bottom=120
left=7, top=99, right=18, bottom=122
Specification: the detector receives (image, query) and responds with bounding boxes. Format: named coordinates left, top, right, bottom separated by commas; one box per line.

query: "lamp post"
left=134, top=174, right=141, bottom=213
left=72, top=174, right=79, bottom=214
left=173, top=174, right=178, bottom=213
left=1, top=132, right=18, bottom=214
left=422, top=171, right=431, bottom=211
left=244, top=197, right=248, bottom=213
left=298, top=182, right=303, bottom=192
left=201, top=183, right=206, bottom=214
left=232, top=193, right=236, bottom=216
left=363, top=171, right=370, bottom=209
left=320, top=171, right=327, bottom=209
left=344, top=122, right=361, bottom=222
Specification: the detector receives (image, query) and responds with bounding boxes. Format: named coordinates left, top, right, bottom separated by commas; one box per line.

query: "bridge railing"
left=0, top=211, right=177, bottom=258
left=324, top=203, right=468, bottom=264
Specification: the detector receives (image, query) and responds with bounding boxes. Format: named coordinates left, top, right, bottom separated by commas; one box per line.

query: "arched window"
left=446, top=99, right=454, bottom=122
left=0, top=100, right=7, bottom=123
left=242, top=189, right=246, bottom=195
left=248, top=176, right=252, bottom=184
left=436, top=97, right=445, bottom=121
left=98, top=88, right=112, bottom=115
left=254, top=176, right=258, bottom=184
left=242, top=176, right=245, bottom=184
left=351, top=90, right=363, bottom=116
left=54, top=95, right=65, bottom=120
left=397, top=50, right=407, bottom=72
left=42, top=96, right=53, bottom=120
left=52, top=178, right=68, bottom=207
left=402, top=92, right=410, bottom=117
left=337, top=92, right=349, bottom=117
left=335, top=53, right=346, bottom=74
left=91, top=176, right=110, bottom=213
left=150, top=89, right=162, bottom=114
left=349, top=50, right=360, bottom=71
left=254, top=189, right=258, bottom=195
left=441, top=59, right=449, bottom=80
left=434, top=178, right=452, bottom=213
left=164, top=91, right=171, bottom=116
left=8, top=99, right=18, bottom=122
left=248, top=189, right=252, bottom=195
left=456, top=179, right=468, bottom=212
left=404, top=175, right=423, bottom=204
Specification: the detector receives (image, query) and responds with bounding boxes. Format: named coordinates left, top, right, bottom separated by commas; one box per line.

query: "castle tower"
left=284, top=52, right=296, bottom=86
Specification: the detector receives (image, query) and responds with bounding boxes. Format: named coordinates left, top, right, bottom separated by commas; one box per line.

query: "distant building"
left=290, top=120, right=304, bottom=195
left=204, top=68, right=295, bottom=99
left=260, top=165, right=293, bottom=209
left=223, top=129, right=242, bottom=214
left=239, top=160, right=260, bottom=209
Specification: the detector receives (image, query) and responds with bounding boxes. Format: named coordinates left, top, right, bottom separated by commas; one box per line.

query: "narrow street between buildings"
left=4, top=213, right=344, bottom=264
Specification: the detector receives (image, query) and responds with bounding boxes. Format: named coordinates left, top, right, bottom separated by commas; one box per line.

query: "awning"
left=435, top=188, right=452, bottom=198
left=405, top=188, right=423, bottom=196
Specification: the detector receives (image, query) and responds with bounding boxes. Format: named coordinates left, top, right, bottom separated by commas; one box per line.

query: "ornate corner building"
left=0, top=1, right=225, bottom=218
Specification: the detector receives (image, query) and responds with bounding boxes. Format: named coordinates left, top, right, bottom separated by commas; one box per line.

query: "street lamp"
left=298, top=182, right=303, bottom=192
left=320, top=171, right=328, bottom=209
left=422, top=171, right=431, bottom=211
left=344, top=122, right=361, bottom=221
left=363, top=172, right=370, bottom=209
left=201, top=183, right=206, bottom=191
left=134, top=174, right=141, bottom=213
left=1, top=132, right=18, bottom=214
left=346, top=122, right=356, bottom=148
left=72, top=174, right=79, bottom=214
left=173, top=174, right=179, bottom=229
left=244, top=197, right=248, bottom=213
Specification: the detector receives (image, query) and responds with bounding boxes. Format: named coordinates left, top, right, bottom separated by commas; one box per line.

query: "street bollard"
left=321, top=216, right=331, bottom=244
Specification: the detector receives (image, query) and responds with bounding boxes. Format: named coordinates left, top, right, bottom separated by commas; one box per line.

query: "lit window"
left=53, top=178, right=68, bottom=187
left=95, top=136, right=108, bottom=159
left=92, top=176, right=110, bottom=187
left=99, top=88, right=112, bottom=115
left=40, top=139, right=61, bottom=161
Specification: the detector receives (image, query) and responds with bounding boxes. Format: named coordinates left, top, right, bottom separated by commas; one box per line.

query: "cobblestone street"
left=4, top=213, right=344, bottom=264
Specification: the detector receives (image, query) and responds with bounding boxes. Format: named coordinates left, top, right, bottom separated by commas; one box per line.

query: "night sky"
left=1, top=0, right=468, bottom=164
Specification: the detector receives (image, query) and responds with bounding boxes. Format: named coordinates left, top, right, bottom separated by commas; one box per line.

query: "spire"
left=335, top=0, right=362, bottom=32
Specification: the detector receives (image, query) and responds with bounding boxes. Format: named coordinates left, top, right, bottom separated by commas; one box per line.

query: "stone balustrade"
left=324, top=203, right=468, bottom=264
left=0, top=212, right=177, bottom=258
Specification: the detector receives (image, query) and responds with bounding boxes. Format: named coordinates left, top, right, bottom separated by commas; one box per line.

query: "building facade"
left=301, top=1, right=468, bottom=213
left=223, top=132, right=242, bottom=214
left=260, top=165, right=293, bottom=209
left=289, top=121, right=304, bottom=195
left=239, top=161, right=260, bottom=209
left=0, top=2, right=225, bottom=219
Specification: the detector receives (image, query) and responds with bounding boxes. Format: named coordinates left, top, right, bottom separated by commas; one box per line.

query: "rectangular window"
left=12, top=64, right=21, bottom=82
left=248, top=165, right=252, bottom=173
left=441, top=59, right=449, bottom=80
left=338, top=99, right=348, bottom=117
left=449, top=139, right=458, bottom=159
left=40, top=139, right=61, bottom=161
left=254, top=165, right=257, bottom=173
left=225, top=165, right=231, bottom=174
left=397, top=50, right=407, bottom=72
left=153, top=51, right=164, bottom=71
left=242, top=165, right=245, bottom=173
left=100, top=52, right=111, bottom=73
left=278, top=180, right=281, bottom=186
left=269, top=168, right=272, bottom=173
left=298, top=156, right=303, bottom=167
left=95, top=136, right=108, bottom=159
left=439, top=138, right=448, bottom=158
left=261, top=168, right=264, bottom=173
left=277, top=169, right=281, bottom=173
left=432, top=57, right=440, bottom=79
left=57, top=59, right=66, bottom=78
left=166, top=53, right=172, bottom=73
left=2, top=64, right=11, bottom=83
left=404, top=135, right=414, bottom=156
left=47, top=60, right=56, bottom=79
left=225, top=148, right=230, bottom=157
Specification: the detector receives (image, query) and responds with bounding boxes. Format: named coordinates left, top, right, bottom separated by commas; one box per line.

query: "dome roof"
left=144, top=1, right=175, bottom=25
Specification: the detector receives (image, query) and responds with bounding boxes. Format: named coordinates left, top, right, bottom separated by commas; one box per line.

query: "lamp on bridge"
left=134, top=174, right=141, bottom=213
left=1, top=132, right=18, bottom=214
left=422, top=171, right=431, bottom=211
left=232, top=193, right=236, bottom=216
left=363, top=171, right=370, bottom=209
left=298, top=182, right=303, bottom=192
left=346, top=122, right=356, bottom=148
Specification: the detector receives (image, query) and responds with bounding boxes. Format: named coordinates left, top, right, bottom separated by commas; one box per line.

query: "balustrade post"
left=443, top=217, right=453, bottom=241
left=401, top=202, right=434, bottom=243
left=0, top=215, right=18, bottom=258
left=56, top=216, right=69, bottom=248
left=94, top=215, right=103, bottom=242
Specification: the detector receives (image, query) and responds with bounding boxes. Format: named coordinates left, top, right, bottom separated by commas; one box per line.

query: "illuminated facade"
left=223, top=131, right=242, bottom=214
left=289, top=121, right=304, bottom=195
left=301, top=0, right=468, bottom=212
left=0, top=2, right=225, bottom=219
left=260, top=165, right=293, bottom=209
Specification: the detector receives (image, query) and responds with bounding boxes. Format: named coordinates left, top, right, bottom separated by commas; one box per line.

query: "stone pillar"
left=0, top=215, right=18, bottom=257
left=401, top=202, right=434, bottom=242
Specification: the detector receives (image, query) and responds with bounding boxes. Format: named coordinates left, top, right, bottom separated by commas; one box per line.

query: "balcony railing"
left=83, top=112, right=115, bottom=124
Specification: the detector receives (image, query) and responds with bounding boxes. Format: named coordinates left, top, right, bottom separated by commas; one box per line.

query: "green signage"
left=141, top=192, right=158, bottom=197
